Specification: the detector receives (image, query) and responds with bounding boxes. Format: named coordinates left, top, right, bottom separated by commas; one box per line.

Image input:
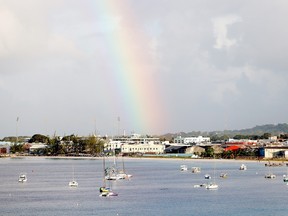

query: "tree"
left=10, top=143, right=24, bottom=154
left=261, top=133, right=271, bottom=139
left=29, top=134, right=49, bottom=143
left=201, top=147, right=214, bottom=158
left=85, top=136, right=105, bottom=156
left=47, top=136, right=61, bottom=155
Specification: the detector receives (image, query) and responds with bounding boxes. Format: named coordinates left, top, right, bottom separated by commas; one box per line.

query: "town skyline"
left=1, top=122, right=288, bottom=140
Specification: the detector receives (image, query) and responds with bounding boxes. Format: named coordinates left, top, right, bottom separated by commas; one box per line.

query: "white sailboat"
left=100, top=156, right=118, bottom=197
left=105, top=151, right=132, bottom=180
left=283, top=166, right=288, bottom=183
left=265, top=165, right=276, bottom=179
left=118, top=156, right=132, bottom=179
left=206, top=160, right=219, bottom=190
left=69, top=166, right=78, bottom=187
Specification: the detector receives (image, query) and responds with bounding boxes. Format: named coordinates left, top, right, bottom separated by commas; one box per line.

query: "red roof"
left=224, top=146, right=240, bottom=151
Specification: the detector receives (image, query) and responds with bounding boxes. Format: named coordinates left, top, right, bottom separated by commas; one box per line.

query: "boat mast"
left=122, top=156, right=125, bottom=173
left=102, top=153, right=106, bottom=187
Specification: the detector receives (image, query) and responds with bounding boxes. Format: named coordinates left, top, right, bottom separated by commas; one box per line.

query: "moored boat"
left=69, top=166, right=78, bottom=187
left=192, top=167, right=201, bottom=173
left=180, top=165, right=188, bottom=171
left=100, top=155, right=118, bottom=197
left=265, top=173, right=276, bottom=179
left=18, top=174, right=27, bottom=183
left=99, top=187, right=118, bottom=197
left=69, top=180, right=78, bottom=187
left=220, top=173, right=228, bottom=178
left=239, top=164, right=247, bottom=170
left=206, top=183, right=219, bottom=190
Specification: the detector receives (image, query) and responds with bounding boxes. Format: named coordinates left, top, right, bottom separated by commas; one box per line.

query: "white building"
left=121, top=143, right=165, bottom=154
left=105, top=140, right=122, bottom=151
left=0, top=141, right=11, bottom=154
left=29, top=143, right=47, bottom=153
left=174, top=136, right=210, bottom=145
left=112, top=133, right=160, bottom=144
left=261, top=147, right=288, bottom=159
left=106, top=133, right=164, bottom=154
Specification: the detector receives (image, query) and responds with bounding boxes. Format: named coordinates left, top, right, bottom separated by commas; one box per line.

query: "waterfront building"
left=107, top=133, right=164, bottom=155
left=112, top=133, right=161, bottom=144
left=29, top=143, right=47, bottom=153
left=105, top=140, right=122, bottom=152
left=121, top=143, right=165, bottom=154
left=259, top=146, right=288, bottom=159
left=173, top=136, right=210, bottom=145
left=0, top=141, right=12, bottom=154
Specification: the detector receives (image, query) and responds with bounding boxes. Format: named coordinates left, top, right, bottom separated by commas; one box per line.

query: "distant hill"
left=159, top=123, right=288, bottom=141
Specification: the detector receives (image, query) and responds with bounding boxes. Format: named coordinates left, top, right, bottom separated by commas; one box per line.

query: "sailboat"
left=105, top=155, right=121, bottom=180
left=69, top=166, right=78, bottom=187
left=117, top=156, right=132, bottom=179
left=99, top=155, right=118, bottom=197
left=283, top=166, right=288, bottom=183
left=265, top=165, right=276, bottom=179
left=206, top=159, right=219, bottom=190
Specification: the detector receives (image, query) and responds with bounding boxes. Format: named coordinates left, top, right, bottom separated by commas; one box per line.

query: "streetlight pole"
left=16, top=117, right=19, bottom=145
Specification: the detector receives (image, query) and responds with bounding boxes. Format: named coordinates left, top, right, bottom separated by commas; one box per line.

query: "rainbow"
left=90, top=1, right=167, bottom=134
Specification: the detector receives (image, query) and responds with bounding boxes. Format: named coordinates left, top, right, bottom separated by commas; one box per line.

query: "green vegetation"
left=8, top=134, right=105, bottom=156
left=160, top=123, right=288, bottom=142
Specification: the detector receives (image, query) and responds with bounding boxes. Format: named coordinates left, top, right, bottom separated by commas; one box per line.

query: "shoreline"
left=2, top=154, right=287, bottom=164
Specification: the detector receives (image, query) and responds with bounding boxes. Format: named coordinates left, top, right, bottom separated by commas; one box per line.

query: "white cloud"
left=212, top=14, right=242, bottom=49
left=0, top=7, right=24, bottom=57
left=211, top=81, right=240, bottom=102
left=0, top=4, right=83, bottom=60
left=242, top=65, right=287, bottom=96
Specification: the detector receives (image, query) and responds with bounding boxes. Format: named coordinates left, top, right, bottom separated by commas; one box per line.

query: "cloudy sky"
left=1, top=0, right=288, bottom=138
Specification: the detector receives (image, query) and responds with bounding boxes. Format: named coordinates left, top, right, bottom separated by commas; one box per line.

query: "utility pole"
left=16, top=117, right=19, bottom=145
left=117, top=116, right=120, bottom=136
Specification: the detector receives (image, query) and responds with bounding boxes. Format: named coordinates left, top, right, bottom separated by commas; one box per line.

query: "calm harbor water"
left=0, top=157, right=287, bottom=216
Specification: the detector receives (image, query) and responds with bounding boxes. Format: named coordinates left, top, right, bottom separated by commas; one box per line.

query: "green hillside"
left=159, top=123, right=288, bottom=141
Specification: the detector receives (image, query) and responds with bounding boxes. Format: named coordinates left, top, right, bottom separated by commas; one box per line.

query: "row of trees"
left=200, top=147, right=258, bottom=159
left=9, top=134, right=106, bottom=156
left=209, top=133, right=275, bottom=142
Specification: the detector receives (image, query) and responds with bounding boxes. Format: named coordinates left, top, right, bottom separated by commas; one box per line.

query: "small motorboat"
left=220, top=173, right=228, bottom=178
left=206, top=183, right=219, bottom=190
left=180, top=165, right=188, bottom=171
left=204, top=174, right=211, bottom=179
left=69, top=180, right=78, bottom=187
left=239, top=164, right=247, bottom=170
left=192, top=167, right=201, bottom=173
left=99, top=187, right=118, bottom=197
left=265, top=173, right=276, bottom=179
left=18, top=174, right=27, bottom=183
